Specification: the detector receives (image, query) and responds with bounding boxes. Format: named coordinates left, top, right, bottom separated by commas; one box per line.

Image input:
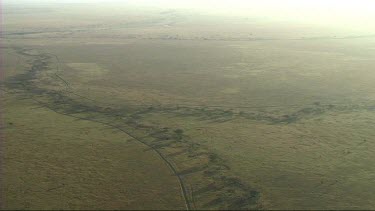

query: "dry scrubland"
left=2, top=3, right=375, bottom=210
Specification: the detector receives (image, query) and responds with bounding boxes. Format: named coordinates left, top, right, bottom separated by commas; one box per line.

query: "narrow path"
left=46, top=52, right=194, bottom=209
left=3, top=49, right=193, bottom=210
left=30, top=95, right=193, bottom=211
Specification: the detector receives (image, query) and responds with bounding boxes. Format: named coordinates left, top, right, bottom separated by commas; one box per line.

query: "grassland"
left=2, top=2, right=375, bottom=210
left=2, top=93, right=187, bottom=210
left=1, top=49, right=186, bottom=210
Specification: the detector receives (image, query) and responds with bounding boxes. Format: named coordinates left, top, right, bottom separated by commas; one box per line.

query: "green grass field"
left=2, top=2, right=375, bottom=210
left=2, top=84, right=185, bottom=210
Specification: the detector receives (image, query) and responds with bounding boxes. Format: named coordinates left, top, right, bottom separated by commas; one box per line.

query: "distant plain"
left=2, top=2, right=375, bottom=210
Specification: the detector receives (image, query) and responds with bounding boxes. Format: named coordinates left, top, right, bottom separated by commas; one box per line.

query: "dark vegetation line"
left=4, top=48, right=375, bottom=125
left=3, top=49, right=192, bottom=210
left=13, top=49, right=373, bottom=119
left=28, top=92, right=192, bottom=211
left=4, top=47, right=266, bottom=209
left=8, top=46, right=373, bottom=209
left=39, top=52, right=375, bottom=125
left=2, top=50, right=369, bottom=119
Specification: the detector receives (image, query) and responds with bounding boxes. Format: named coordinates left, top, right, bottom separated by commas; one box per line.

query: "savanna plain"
left=1, top=2, right=375, bottom=210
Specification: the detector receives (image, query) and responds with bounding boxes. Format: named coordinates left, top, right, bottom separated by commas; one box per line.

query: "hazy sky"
left=7, top=0, right=375, bottom=32
left=12, top=0, right=375, bottom=18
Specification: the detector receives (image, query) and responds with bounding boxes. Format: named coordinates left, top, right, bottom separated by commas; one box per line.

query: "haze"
left=2, top=0, right=375, bottom=210
left=8, top=0, right=375, bottom=34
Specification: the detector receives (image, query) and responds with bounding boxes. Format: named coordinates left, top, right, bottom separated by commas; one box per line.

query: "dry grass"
left=2, top=72, right=185, bottom=210
left=3, top=3, right=375, bottom=210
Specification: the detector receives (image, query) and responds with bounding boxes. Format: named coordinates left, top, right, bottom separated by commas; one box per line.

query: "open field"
left=2, top=2, right=375, bottom=210
left=2, top=92, right=185, bottom=210
left=1, top=47, right=185, bottom=209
